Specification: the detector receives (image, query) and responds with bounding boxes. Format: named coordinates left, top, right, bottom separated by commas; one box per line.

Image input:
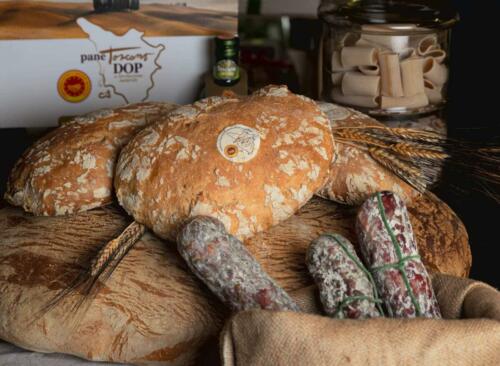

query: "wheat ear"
left=390, top=142, right=449, bottom=160
left=90, top=221, right=145, bottom=277
left=37, top=221, right=145, bottom=319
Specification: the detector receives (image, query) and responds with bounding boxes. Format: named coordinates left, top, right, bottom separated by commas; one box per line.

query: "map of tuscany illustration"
left=77, top=18, right=165, bottom=103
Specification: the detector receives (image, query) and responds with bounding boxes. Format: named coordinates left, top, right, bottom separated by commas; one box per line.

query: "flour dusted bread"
left=5, top=102, right=178, bottom=216
left=115, top=86, right=335, bottom=240
left=0, top=204, right=224, bottom=366
left=0, top=193, right=470, bottom=365
left=316, top=102, right=420, bottom=205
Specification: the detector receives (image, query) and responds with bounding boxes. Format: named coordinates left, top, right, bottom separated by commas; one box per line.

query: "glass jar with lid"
left=319, top=0, right=459, bottom=118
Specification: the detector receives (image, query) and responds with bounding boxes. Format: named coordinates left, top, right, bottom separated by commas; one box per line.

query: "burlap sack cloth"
left=220, top=274, right=500, bottom=365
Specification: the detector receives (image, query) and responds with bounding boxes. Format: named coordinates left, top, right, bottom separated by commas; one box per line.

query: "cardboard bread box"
left=0, top=0, right=238, bottom=128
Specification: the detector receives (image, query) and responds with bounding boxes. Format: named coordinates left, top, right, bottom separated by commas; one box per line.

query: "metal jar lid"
left=319, top=0, right=459, bottom=30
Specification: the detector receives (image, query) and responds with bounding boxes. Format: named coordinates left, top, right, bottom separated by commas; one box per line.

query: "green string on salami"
left=325, top=234, right=386, bottom=317
left=375, top=192, right=423, bottom=317
left=332, top=295, right=384, bottom=318
left=306, top=234, right=384, bottom=319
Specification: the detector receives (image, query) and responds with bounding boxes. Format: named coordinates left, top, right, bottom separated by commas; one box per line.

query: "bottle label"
left=214, top=59, right=240, bottom=81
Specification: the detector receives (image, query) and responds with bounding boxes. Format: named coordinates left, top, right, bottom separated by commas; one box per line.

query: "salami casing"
left=177, top=216, right=300, bottom=312
left=356, top=192, right=441, bottom=318
left=306, top=234, right=383, bottom=319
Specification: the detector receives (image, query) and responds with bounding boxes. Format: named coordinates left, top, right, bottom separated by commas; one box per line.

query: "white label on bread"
left=328, top=105, right=351, bottom=121
left=217, top=125, right=261, bottom=163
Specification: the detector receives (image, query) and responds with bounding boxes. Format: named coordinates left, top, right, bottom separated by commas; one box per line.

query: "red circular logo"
left=57, top=70, right=91, bottom=103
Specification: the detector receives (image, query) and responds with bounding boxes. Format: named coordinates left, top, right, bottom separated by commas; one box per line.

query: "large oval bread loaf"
left=4, top=102, right=178, bottom=216
left=0, top=194, right=471, bottom=365
left=115, top=86, right=334, bottom=241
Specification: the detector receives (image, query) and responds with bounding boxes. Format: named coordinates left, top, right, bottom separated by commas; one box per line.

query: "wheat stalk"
left=391, top=142, right=449, bottom=160
left=368, top=147, right=428, bottom=192
left=37, top=221, right=146, bottom=320
left=332, top=125, right=445, bottom=144
left=90, top=221, right=145, bottom=277
left=333, top=129, right=389, bottom=149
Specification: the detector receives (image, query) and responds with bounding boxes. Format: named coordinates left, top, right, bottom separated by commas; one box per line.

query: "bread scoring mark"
left=191, top=201, right=214, bottom=216
left=214, top=169, right=231, bottom=188
left=176, top=149, right=190, bottom=161
left=118, top=155, right=139, bottom=182
left=279, top=151, right=288, bottom=159
left=297, top=159, right=310, bottom=171
left=290, top=185, right=310, bottom=203
left=264, top=185, right=294, bottom=223
left=93, top=187, right=110, bottom=199
left=279, top=160, right=296, bottom=176
left=136, top=156, right=153, bottom=182
left=314, top=146, right=329, bottom=161
left=108, top=120, right=136, bottom=129
left=345, top=173, right=378, bottom=199
left=191, top=145, right=201, bottom=160
left=140, top=129, right=160, bottom=148
left=54, top=201, right=76, bottom=215
left=190, top=202, right=232, bottom=231
left=169, top=106, right=199, bottom=121
left=308, top=164, right=320, bottom=181
left=73, top=109, right=114, bottom=125
left=33, top=165, right=51, bottom=177
left=106, top=160, right=114, bottom=178
left=81, top=153, right=97, bottom=170
left=299, top=120, right=325, bottom=138
left=390, top=183, right=407, bottom=200
left=307, top=136, right=324, bottom=146
left=234, top=208, right=252, bottom=238
left=122, top=193, right=141, bottom=213
left=43, top=189, right=53, bottom=199
left=256, top=85, right=289, bottom=97
left=77, top=171, right=89, bottom=184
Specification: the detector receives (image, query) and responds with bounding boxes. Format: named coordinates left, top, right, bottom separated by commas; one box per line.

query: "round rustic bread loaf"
left=4, top=102, right=178, bottom=216
left=316, top=102, right=421, bottom=205
left=0, top=193, right=470, bottom=364
left=115, top=86, right=334, bottom=240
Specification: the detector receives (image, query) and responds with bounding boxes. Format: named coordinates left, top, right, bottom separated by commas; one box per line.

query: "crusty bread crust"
left=5, top=102, right=178, bottom=216
left=0, top=194, right=470, bottom=364
left=317, top=102, right=420, bottom=205
left=115, top=86, right=335, bottom=240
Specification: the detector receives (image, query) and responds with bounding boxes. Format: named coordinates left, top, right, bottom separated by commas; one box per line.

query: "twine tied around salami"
left=356, top=192, right=442, bottom=318
left=372, top=192, right=423, bottom=316
left=306, top=233, right=384, bottom=319
left=323, top=234, right=385, bottom=318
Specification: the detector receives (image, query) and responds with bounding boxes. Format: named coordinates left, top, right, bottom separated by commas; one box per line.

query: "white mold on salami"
left=356, top=192, right=441, bottom=318
left=307, top=234, right=383, bottom=319
left=178, top=216, right=300, bottom=312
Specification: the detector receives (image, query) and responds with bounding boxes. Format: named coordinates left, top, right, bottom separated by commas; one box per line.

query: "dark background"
left=437, top=0, right=499, bottom=287
left=0, top=0, right=498, bottom=288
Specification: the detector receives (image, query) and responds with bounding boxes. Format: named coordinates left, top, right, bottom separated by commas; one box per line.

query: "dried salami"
left=306, top=234, right=383, bottom=319
left=177, top=216, right=300, bottom=312
left=356, top=192, right=441, bottom=318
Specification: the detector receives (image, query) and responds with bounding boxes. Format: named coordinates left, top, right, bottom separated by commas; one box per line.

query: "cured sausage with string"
left=177, top=216, right=300, bottom=312
left=306, top=233, right=383, bottom=319
left=356, top=192, right=441, bottom=318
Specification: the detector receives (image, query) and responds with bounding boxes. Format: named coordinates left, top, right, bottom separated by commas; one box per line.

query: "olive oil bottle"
left=201, top=35, right=247, bottom=97
left=213, top=35, right=241, bottom=87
